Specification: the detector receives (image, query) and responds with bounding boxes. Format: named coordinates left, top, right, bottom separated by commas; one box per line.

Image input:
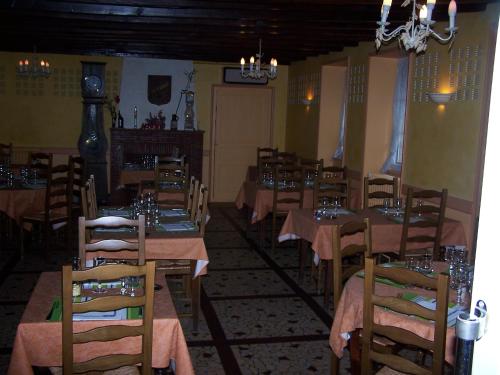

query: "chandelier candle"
left=240, top=38, right=278, bottom=80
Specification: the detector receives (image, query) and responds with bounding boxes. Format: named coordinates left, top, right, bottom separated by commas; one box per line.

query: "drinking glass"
left=416, top=199, right=423, bottom=217
left=394, top=198, right=402, bottom=217
left=419, top=254, right=433, bottom=274
left=406, top=256, right=418, bottom=271
left=454, top=262, right=469, bottom=306
left=129, top=276, right=138, bottom=297
left=383, top=198, right=390, bottom=215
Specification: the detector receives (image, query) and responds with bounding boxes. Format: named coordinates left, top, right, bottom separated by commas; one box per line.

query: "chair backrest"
left=187, top=176, right=200, bottom=221
left=321, top=165, right=345, bottom=179
left=363, top=176, right=399, bottom=208
left=400, top=187, right=448, bottom=261
left=80, top=176, right=97, bottom=219
left=299, top=158, right=324, bottom=182
left=69, top=156, right=86, bottom=204
left=272, top=165, right=305, bottom=212
left=62, top=261, right=155, bottom=375
left=78, top=215, right=146, bottom=267
left=257, top=157, right=290, bottom=185
left=29, top=152, right=53, bottom=179
left=0, top=142, right=12, bottom=166
left=276, top=151, right=297, bottom=163
left=313, top=177, right=350, bottom=210
left=45, top=164, right=71, bottom=219
left=332, top=218, right=372, bottom=311
left=193, top=184, right=209, bottom=236
left=361, top=257, right=449, bottom=375
left=155, top=163, right=189, bottom=209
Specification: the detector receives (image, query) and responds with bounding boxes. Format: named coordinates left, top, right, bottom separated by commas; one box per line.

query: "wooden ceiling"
left=0, top=0, right=495, bottom=64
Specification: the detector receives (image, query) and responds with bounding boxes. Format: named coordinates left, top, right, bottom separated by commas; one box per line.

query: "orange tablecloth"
left=119, top=169, right=154, bottom=186
left=330, top=263, right=458, bottom=364
left=0, top=187, right=46, bottom=223
left=279, top=208, right=467, bottom=257
left=89, top=234, right=209, bottom=277
left=235, top=181, right=314, bottom=224
left=7, top=271, right=195, bottom=375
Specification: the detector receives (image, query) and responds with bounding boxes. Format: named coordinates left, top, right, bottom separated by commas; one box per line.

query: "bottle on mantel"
left=118, top=111, right=124, bottom=128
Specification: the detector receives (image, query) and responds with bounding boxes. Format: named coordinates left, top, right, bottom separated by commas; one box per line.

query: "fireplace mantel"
left=110, top=129, right=204, bottom=192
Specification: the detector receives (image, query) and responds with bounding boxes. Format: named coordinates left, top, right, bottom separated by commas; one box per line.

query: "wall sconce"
left=427, top=92, right=453, bottom=104
left=302, top=98, right=312, bottom=105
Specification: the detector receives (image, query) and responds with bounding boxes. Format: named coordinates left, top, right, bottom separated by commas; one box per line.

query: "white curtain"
left=332, top=76, right=348, bottom=160
left=381, top=57, right=409, bottom=173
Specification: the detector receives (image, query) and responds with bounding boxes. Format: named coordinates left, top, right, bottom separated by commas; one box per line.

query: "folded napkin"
left=99, top=207, right=130, bottom=217
left=158, top=221, right=196, bottom=232
left=376, top=207, right=405, bottom=216
left=93, top=227, right=133, bottom=233
left=401, top=292, right=463, bottom=327
left=321, top=208, right=353, bottom=216
left=389, top=215, right=426, bottom=224
left=160, top=208, right=188, bottom=217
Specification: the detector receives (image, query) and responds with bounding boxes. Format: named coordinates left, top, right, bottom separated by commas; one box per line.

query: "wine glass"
left=394, top=198, right=402, bottom=217
left=383, top=198, right=390, bottom=215
left=416, top=199, right=423, bottom=217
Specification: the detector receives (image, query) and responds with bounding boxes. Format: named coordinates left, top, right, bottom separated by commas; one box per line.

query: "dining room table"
left=7, top=270, right=195, bottom=375
left=0, top=180, right=47, bottom=223
left=330, top=261, right=464, bottom=373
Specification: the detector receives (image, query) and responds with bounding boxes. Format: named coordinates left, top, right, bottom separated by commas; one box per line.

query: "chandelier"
left=376, top=0, right=457, bottom=53
left=240, top=39, right=278, bottom=80
left=16, top=55, right=51, bottom=78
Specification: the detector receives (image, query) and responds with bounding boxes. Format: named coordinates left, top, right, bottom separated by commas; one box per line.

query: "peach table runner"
left=7, top=271, right=195, bottom=375
left=279, top=208, right=467, bottom=258
left=0, top=187, right=46, bottom=223
left=330, top=262, right=459, bottom=364
left=119, top=169, right=154, bottom=187
left=235, top=181, right=314, bottom=224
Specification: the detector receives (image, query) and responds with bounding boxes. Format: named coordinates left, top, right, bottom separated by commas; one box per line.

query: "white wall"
left=119, top=57, right=195, bottom=130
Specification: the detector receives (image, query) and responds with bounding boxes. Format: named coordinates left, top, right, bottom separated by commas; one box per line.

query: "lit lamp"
left=427, top=92, right=454, bottom=104
left=240, top=39, right=278, bottom=80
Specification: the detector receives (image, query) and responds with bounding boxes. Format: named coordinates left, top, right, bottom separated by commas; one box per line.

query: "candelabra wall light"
left=240, top=39, right=278, bottom=80
left=16, top=54, right=51, bottom=78
left=376, top=0, right=458, bottom=53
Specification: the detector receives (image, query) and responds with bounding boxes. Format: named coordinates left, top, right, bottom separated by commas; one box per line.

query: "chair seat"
left=50, top=365, right=141, bottom=375
left=376, top=366, right=406, bottom=375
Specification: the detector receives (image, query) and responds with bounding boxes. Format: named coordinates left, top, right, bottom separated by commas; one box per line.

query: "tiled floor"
left=0, top=205, right=353, bottom=374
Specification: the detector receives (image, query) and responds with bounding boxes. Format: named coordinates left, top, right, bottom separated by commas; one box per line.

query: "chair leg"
left=331, top=352, right=339, bottom=375
left=20, top=221, right=25, bottom=260
left=191, top=262, right=200, bottom=332
left=271, top=214, right=277, bottom=251
left=44, top=222, right=50, bottom=253
left=349, top=329, right=362, bottom=375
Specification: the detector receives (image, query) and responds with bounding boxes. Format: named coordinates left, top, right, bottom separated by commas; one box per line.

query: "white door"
left=211, top=86, right=273, bottom=202
left=470, top=17, right=500, bottom=375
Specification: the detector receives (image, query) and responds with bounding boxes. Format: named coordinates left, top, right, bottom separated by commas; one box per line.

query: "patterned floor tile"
left=204, top=232, right=250, bottom=249
left=232, top=340, right=352, bottom=374
left=205, top=218, right=237, bottom=232
left=0, top=273, right=39, bottom=302
left=179, top=313, right=213, bottom=342
left=0, top=304, right=25, bottom=348
left=203, top=269, right=293, bottom=298
left=212, top=297, right=329, bottom=339
left=187, top=346, right=225, bottom=375
left=206, top=248, right=268, bottom=270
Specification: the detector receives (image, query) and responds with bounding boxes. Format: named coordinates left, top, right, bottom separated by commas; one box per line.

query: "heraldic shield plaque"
left=148, top=75, right=171, bottom=105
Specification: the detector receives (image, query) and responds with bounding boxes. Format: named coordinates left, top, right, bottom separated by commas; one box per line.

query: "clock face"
left=83, top=75, right=102, bottom=95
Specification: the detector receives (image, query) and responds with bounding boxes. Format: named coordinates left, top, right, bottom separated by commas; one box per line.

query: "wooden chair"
left=0, top=142, right=12, bottom=166
left=257, top=157, right=289, bottom=185
left=330, top=218, right=372, bottom=374
left=400, top=188, right=448, bottom=261
left=158, top=184, right=208, bottom=330
left=276, top=151, right=297, bottom=164
left=80, top=176, right=97, bottom=219
left=363, top=176, right=398, bottom=209
left=79, top=215, right=146, bottom=269
left=68, top=156, right=86, bottom=209
left=187, top=176, right=200, bottom=221
left=269, top=165, right=305, bottom=251
left=155, top=163, right=190, bottom=209
left=28, top=152, right=53, bottom=179
left=361, top=257, right=449, bottom=374
left=299, top=158, right=324, bottom=184
left=20, top=164, right=71, bottom=258
left=62, top=261, right=155, bottom=375
left=313, top=177, right=350, bottom=210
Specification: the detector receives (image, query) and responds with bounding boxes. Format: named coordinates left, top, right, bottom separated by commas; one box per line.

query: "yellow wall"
left=0, top=52, right=122, bottom=150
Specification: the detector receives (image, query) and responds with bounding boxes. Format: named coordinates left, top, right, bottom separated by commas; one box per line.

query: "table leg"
left=324, top=259, right=333, bottom=307
left=190, top=261, right=200, bottom=332
left=349, top=328, right=362, bottom=375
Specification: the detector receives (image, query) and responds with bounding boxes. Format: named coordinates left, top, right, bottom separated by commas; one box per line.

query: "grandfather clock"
left=78, top=61, right=108, bottom=202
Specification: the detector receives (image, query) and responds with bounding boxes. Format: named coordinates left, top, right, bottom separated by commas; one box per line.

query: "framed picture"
left=223, top=67, right=268, bottom=85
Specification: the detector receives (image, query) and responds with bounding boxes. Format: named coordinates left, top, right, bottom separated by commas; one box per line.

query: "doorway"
left=211, top=85, right=274, bottom=202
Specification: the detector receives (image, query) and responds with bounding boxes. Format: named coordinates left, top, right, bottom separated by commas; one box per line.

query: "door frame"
left=209, top=84, right=275, bottom=202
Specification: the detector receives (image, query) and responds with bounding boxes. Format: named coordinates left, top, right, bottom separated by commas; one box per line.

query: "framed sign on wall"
left=223, top=67, right=268, bottom=85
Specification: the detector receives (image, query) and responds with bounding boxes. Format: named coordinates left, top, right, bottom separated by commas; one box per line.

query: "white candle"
left=381, top=0, right=392, bottom=23
left=419, top=5, right=428, bottom=22
left=448, top=0, right=457, bottom=29
left=240, top=57, right=245, bottom=73
left=250, top=56, right=254, bottom=72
